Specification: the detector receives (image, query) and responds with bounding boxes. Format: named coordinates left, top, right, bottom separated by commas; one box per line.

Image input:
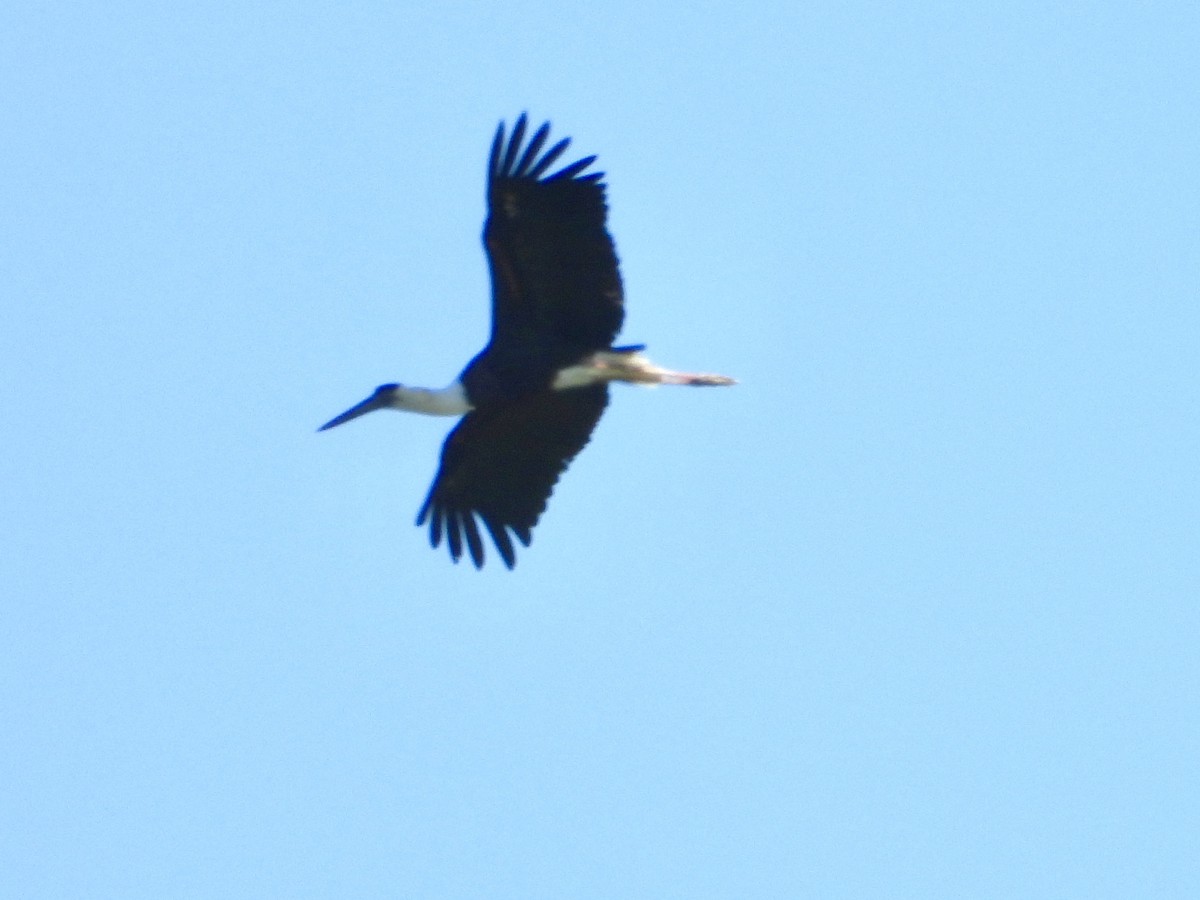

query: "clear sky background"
left=3, top=2, right=1197, bottom=897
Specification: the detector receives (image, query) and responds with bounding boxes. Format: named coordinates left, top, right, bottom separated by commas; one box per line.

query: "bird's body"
left=320, top=115, right=734, bottom=568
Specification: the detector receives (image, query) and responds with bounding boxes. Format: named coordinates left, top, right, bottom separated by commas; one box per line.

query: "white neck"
left=390, top=382, right=472, bottom=417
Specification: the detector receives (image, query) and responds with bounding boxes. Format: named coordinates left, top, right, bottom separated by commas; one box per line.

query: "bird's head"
left=318, top=384, right=403, bottom=431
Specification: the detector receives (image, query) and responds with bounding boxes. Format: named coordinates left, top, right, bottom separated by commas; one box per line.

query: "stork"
left=320, top=114, right=734, bottom=569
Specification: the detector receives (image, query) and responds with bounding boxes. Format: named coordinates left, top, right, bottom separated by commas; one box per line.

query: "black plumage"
left=417, top=116, right=625, bottom=568
left=417, top=385, right=608, bottom=569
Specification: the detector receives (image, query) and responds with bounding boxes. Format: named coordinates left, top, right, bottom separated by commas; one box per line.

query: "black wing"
left=483, top=115, right=624, bottom=370
left=416, top=386, right=609, bottom=569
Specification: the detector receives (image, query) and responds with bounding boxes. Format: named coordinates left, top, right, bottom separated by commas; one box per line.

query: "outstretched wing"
left=416, top=386, right=609, bottom=569
left=483, top=115, right=624, bottom=369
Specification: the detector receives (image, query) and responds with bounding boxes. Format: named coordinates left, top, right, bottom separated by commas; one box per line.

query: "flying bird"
left=320, top=114, right=734, bottom=568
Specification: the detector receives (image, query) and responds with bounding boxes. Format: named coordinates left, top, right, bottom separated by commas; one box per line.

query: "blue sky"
left=3, top=2, right=1197, bottom=896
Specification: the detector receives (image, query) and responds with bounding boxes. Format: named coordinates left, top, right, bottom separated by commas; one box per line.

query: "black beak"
left=318, top=393, right=388, bottom=431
